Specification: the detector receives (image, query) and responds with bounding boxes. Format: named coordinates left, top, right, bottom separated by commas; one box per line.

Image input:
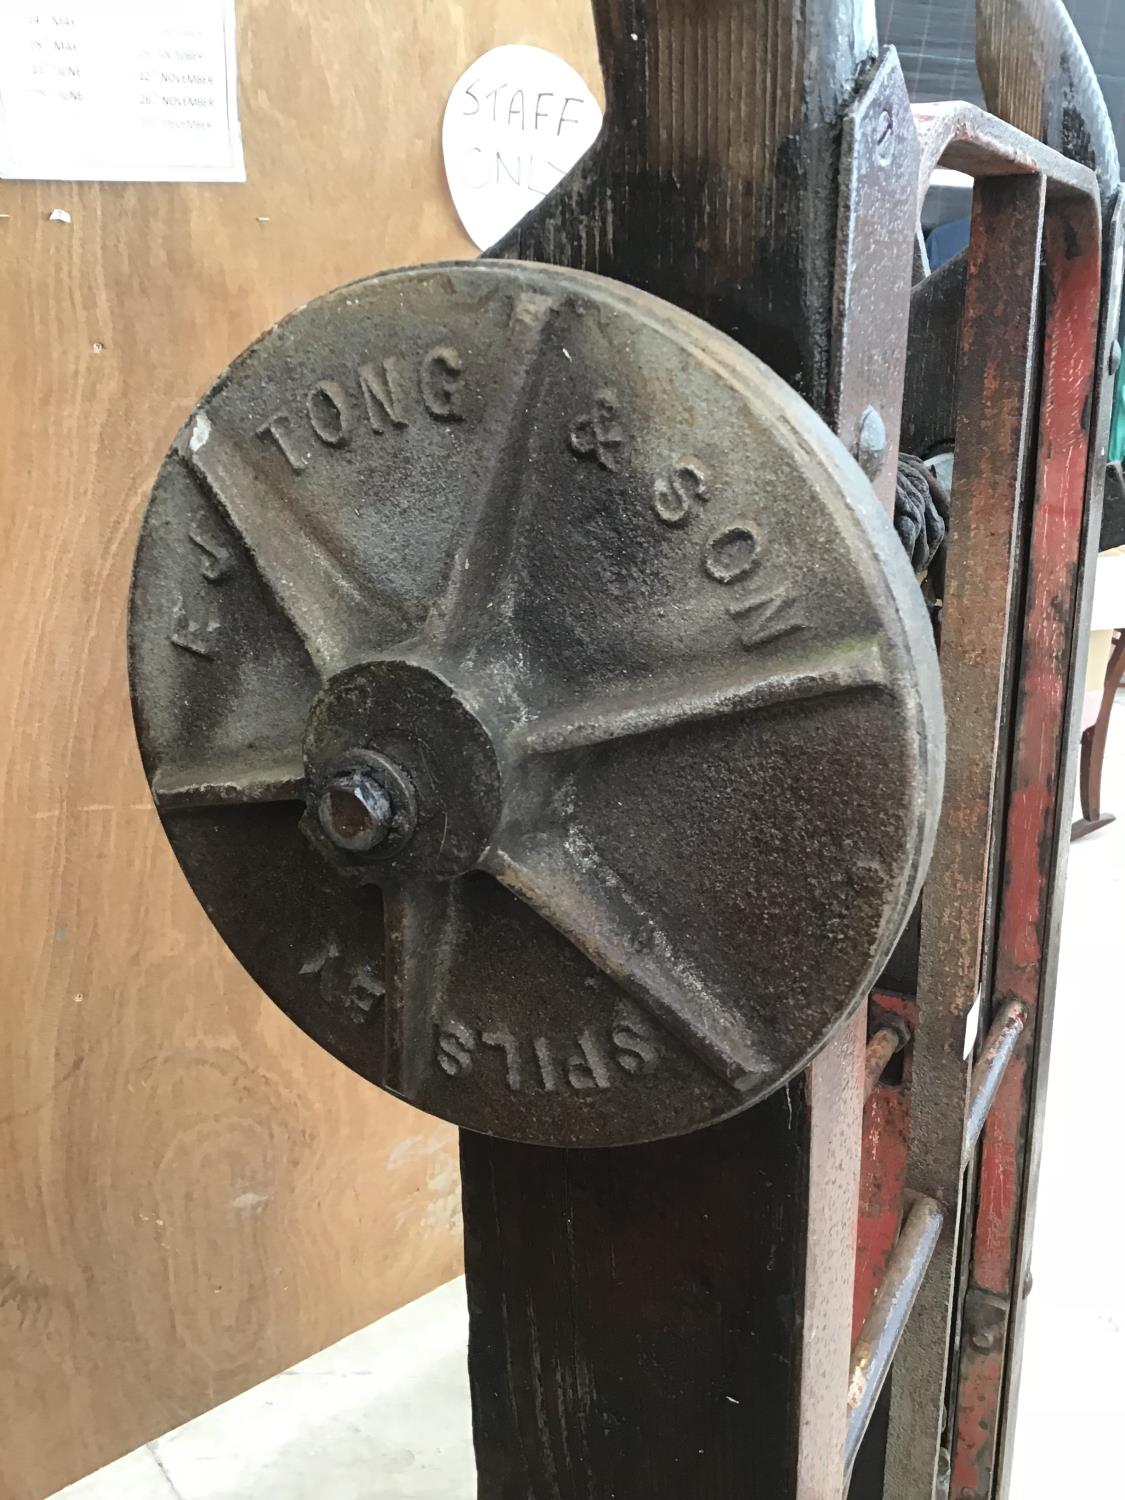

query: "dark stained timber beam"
left=469, top=3, right=884, bottom=1496
left=494, top=0, right=878, bottom=415
left=463, top=1013, right=867, bottom=1498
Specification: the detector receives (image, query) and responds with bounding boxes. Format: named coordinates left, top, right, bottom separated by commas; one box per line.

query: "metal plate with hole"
left=128, top=259, right=944, bottom=1147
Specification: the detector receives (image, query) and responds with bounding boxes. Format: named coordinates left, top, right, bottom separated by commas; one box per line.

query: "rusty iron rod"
left=845, top=1194, right=944, bottom=1478
left=863, top=1024, right=909, bottom=1102
left=962, top=1001, right=1029, bottom=1166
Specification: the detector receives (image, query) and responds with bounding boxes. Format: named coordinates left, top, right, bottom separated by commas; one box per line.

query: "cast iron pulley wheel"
left=129, top=260, right=943, bottom=1147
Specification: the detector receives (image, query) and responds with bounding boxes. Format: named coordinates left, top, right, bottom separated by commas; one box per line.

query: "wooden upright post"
left=465, top=5, right=887, bottom=1494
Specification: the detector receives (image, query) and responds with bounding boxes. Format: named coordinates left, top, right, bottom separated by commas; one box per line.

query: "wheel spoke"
left=510, top=637, right=887, bottom=757
left=177, top=414, right=409, bottom=678
left=484, top=834, right=775, bottom=1092
left=425, top=292, right=558, bottom=654
left=382, top=881, right=461, bottom=1096
left=152, top=752, right=305, bottom=810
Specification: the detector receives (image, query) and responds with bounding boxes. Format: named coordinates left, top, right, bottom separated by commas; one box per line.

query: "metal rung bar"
left=962, top=1001, right=1029, bottom=1167
left=844, top=1002, right=1028, bottom=1480
left=845, top=1195, right=944, bottom=1480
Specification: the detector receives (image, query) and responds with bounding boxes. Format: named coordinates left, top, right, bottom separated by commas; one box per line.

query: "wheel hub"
left=302, top=658, right=501, bottom=883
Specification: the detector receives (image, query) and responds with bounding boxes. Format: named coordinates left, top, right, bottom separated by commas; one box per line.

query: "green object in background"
left=1112, top=366, right=1125, bottom=465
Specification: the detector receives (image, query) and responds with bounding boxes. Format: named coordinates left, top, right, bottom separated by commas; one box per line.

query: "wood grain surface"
left=0, top=4, right=599, bottom=1496
left=466, top=6, right=872, bottom=1498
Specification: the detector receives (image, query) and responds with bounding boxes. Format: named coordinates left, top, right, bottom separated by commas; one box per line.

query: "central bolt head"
left=304, top=660, right=499, bottom=882
left=317, top=773, right=393, bottom=854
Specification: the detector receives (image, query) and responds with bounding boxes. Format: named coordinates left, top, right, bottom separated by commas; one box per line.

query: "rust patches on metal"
left=950, top=190, right=1103, bottom=1497
left=951, top=1344, right=1007, bottom=1495
left=885, top=171, right=1047, bottom=1493
left=853, top=992, right=915, bottom=1345
left=863, top=1020, right=909, bottom=1104
left=912, top=101, right=1098, bottom=217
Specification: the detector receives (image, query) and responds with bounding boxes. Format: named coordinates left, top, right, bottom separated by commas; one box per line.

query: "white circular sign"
left=442, top=44, right=603, bottom=252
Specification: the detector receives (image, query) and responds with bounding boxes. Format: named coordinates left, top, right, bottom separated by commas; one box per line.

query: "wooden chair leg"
left=1073, top=628, right=1125, bottom=839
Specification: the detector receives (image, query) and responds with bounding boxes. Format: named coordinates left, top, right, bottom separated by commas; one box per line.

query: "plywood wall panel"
left=0, top=4, right=599, bottom=1496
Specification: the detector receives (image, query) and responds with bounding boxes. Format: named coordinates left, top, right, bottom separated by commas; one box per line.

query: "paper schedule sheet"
left=0, top=0, right=245, bottom=182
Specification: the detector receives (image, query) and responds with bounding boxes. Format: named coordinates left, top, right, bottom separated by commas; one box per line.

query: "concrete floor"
left=53, top=1277, right=475, bottom=1500
left=55, top=699, right=1125, bottom=1500
left=1006, top=694, right=1125, bottom=1497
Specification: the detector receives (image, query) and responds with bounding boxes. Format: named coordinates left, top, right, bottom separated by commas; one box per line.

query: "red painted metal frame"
left=848, top=101, right=1108, bottom=1496
left=950, top=193, right=1122, bottom=1499
left=887, top=161, right=1052, bottom=1497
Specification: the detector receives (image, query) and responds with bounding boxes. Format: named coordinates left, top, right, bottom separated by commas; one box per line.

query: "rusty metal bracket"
left=832, top=48, right=919, bottom=513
